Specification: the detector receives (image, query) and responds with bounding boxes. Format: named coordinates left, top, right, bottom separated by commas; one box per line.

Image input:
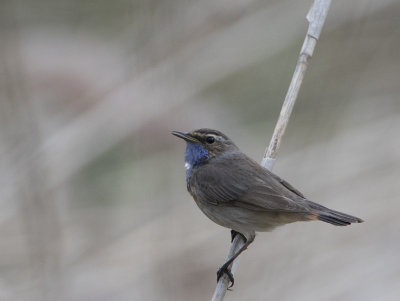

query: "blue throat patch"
left=184, top=142, right=209, bottom=181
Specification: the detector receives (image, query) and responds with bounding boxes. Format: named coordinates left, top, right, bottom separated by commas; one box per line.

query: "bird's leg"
left=217, top=234, right=255, bottom=287
left=230, top=230, right=245, bottom=243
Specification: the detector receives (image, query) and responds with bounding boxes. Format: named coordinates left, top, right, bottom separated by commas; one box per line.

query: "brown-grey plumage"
left=172, top=128, right=363, bottom=286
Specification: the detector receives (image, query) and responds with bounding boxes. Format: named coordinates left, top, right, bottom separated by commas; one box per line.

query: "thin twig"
left=211, top=1, right=332, bottom=300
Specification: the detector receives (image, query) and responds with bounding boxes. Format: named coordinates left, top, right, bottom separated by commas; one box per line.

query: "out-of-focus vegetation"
left=1, top=0, right=400, bottom=300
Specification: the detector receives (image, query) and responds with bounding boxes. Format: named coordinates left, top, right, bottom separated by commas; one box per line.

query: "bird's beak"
left=171, top=131, right=200, bottom=143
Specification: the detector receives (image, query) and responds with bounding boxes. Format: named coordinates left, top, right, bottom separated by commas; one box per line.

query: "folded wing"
left=189, top=153, right=311, bottom=214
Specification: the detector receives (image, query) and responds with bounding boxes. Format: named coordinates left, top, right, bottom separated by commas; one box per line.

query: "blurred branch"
left=212, top=0, right=332, bottom=300
left=0, top=2, right=62, bottom=299
left=41, top=2, right=307, bottom=187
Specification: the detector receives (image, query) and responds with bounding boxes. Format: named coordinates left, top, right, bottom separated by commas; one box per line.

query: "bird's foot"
left=217, top=264, right=234, bottom=288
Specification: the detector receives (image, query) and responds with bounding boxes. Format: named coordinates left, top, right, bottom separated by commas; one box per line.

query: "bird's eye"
left=206, top=136, right=215, bottom=144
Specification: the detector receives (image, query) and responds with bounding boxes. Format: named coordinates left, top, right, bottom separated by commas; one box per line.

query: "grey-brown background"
left=1, top=0, right=399, bottom=300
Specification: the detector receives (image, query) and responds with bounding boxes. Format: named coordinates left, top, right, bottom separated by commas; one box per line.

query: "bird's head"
left=172, top=128, right=238, bottom=172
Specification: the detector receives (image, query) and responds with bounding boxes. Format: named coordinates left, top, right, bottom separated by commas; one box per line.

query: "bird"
left=172, top=128, right=363, bottom=287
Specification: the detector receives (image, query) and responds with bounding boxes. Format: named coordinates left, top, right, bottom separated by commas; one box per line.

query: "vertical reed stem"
left=212, top=1, right=332, bottom=300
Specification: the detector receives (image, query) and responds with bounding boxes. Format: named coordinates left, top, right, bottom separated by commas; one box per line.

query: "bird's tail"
left=308, top=201, right=363, bottom=226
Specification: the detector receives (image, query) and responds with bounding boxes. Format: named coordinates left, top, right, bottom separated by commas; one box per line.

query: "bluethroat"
left=172, top=128, right=363, bottom=287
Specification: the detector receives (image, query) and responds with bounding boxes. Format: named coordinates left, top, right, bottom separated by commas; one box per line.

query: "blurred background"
left=1, top=0, right=399, bottom=300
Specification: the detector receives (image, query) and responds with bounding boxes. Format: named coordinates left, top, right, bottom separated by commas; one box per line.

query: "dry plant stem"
left=261, top=35, right=315, bottom=170
left=211, top=1, right=331, bottom=300
left=261, top=0, right=331, bottom=170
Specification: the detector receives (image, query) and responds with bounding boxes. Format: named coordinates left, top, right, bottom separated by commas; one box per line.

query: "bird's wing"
left=189, top=158, right=249, bottom=205
left=189, top=153, right=310, bottom=213
left=271, top=173, right=306, bottom=199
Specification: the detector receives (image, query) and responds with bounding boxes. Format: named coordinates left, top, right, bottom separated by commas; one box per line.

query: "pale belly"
left=196, top=201, right=295, bottom=239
